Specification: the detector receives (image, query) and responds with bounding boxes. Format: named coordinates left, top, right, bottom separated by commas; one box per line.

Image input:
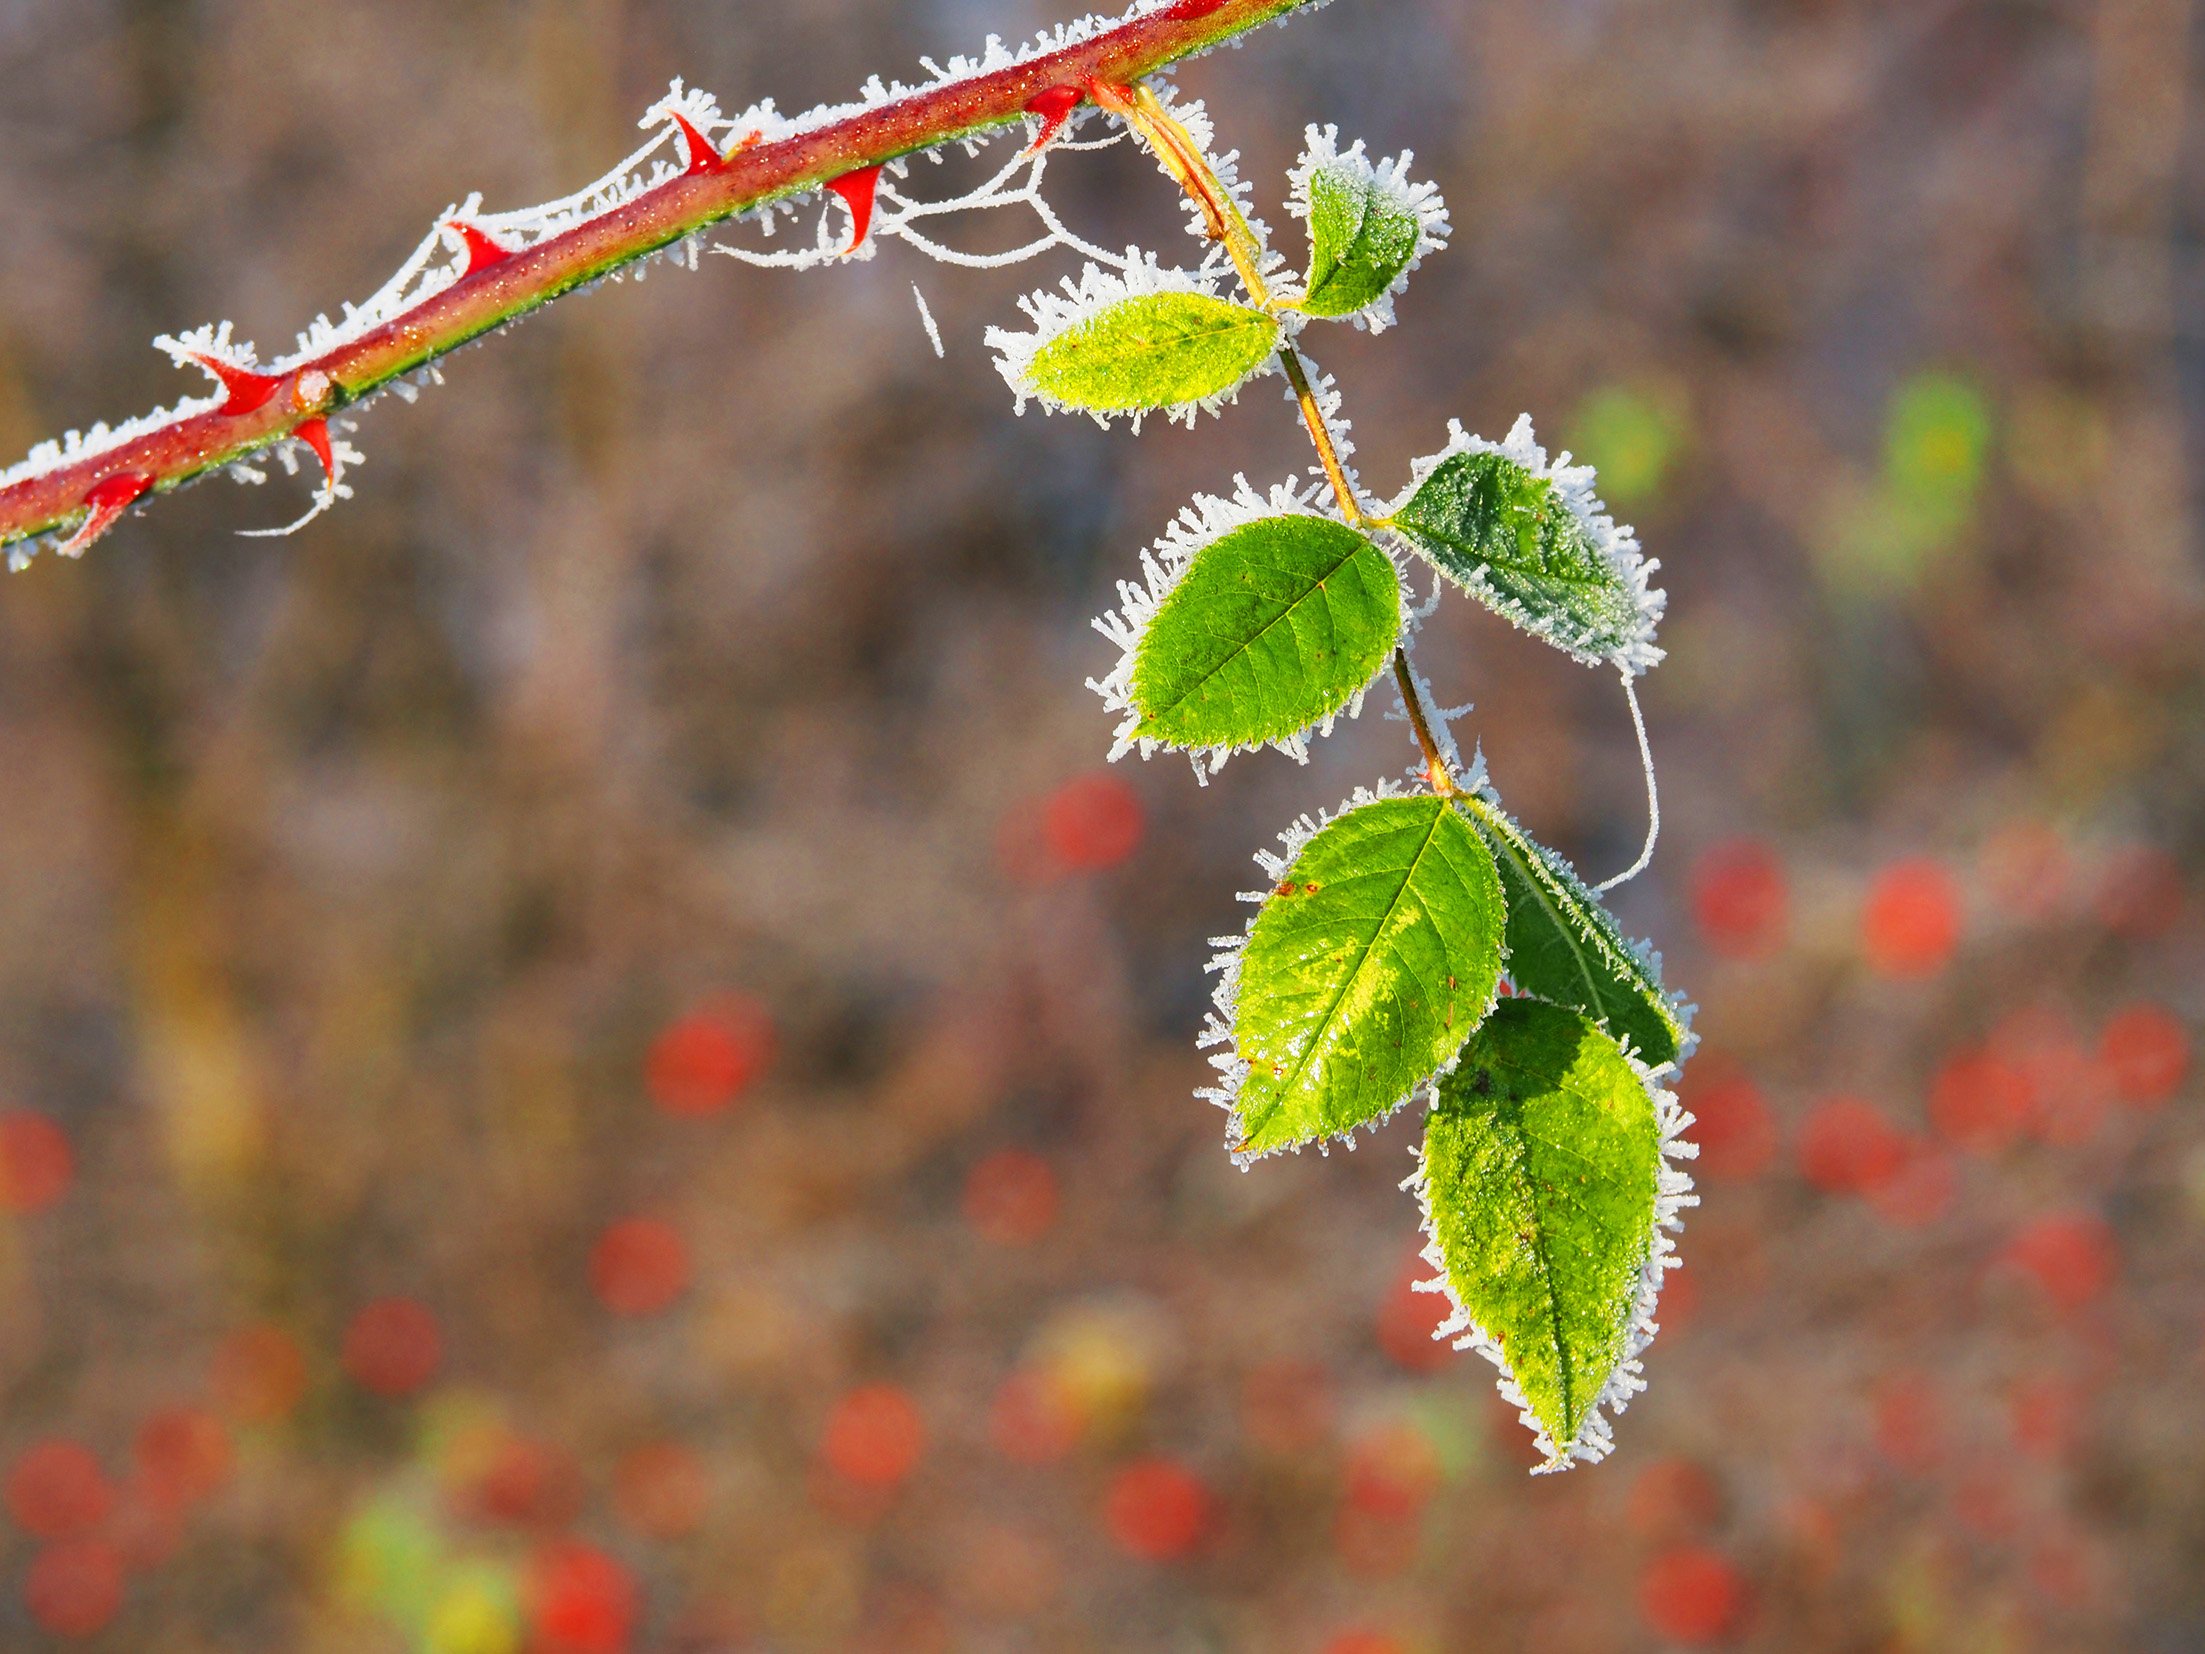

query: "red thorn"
left=189, top=355, right=283, bottom=419
left=1159, top=0, right=1229, bottom=19
left=447, top=221, right=513, bottom=278
left=828, top=164, right=884, bottom=254
left=58, top=472, right=152, bottom=558
left=1022, top=84, right=1084, bottom=154
left=670, top=112, right=726, bottom=177
left=295, top=418, right=334, bottom=480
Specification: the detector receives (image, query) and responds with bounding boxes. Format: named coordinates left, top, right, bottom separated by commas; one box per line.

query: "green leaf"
left=1300, top=163, right=1423, bottom=319
left=1419, top=998, right=1663, bottom=1464
left=1455, top=796, right=1685, bottom=1069
left=1386, top=444, right=1651, bottom=666
left=1228, top=794, right=1504, bottom=1158
left=1022, top=292, right=1278, bottom=415
left=1130, top=515, right=1399, bottom=751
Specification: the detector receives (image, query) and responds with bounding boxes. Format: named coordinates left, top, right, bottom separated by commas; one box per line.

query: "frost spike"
left=57, top=473, right=151, bottom=558
left=1022, top=84, right=1085, bottom=153
left=189, top=355, right=283, bottom=419
left=446, top=221, right=514, bottom=277
left=828, top=164, right=885, bottom=253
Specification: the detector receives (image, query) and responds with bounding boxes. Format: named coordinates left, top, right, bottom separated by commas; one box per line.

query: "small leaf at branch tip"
left=828, top=164, right=885, bottom=253
left=57, top=472, right=152, bottom=558
left=445, top=220, right=513, bottom=277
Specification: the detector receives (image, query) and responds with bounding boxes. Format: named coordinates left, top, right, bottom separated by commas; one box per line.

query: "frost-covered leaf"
left=1417, top=998, right=1694, bottom=1469
left=1381, top=416, right=1665, bottom=673
left=1457, top=796, right=1688, bottom=1069
left=1221, top=794, right=1503, bottom=1159
left=986, top=261, right=1278, bottom=429
left=1287, top=126, right=1448, bottom=331
left=1129, top=514, right=1398, bottom=752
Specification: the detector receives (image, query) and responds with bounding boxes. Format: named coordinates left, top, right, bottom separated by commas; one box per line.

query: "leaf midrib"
left=1247, top=802, right=1449, bottom=1136
left=1141, top=533, right=1375, bottom=731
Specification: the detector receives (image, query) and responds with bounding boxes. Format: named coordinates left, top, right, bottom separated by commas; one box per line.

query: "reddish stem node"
left=447, top=221, right=513, bottom=277
left=57, top=472, right=152, bottom=558
left=190, top=356, right=284, bottom=419
left=828, top=164, right=885, bottom=254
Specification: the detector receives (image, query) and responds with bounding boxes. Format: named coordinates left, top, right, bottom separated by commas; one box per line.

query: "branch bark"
left=0, top=0, right=1329, bottom=558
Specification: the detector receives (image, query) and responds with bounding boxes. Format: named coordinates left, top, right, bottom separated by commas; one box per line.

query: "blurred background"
left=0, top=0, right=2201, bottom=1649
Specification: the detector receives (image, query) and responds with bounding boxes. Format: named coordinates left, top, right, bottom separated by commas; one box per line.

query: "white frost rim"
left=1374, top=413, right=1668, bottom=677
left=984, top=256, right=1280, bottom=431
left=1406, top=1050, right=1700, bottom=1473
left=1087, top=476, right=1407, bottom=781
left=1284, top=124, right=1450, bottom=335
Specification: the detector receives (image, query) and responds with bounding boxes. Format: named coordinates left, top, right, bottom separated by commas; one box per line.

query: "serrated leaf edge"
left=983, top=253, right=1283, bottom=432
left=1376, top=414, right=1668, bottom=676
left=1404, top=1046, right=1700, bottom=1473
left=1458, top=790, right=1698, bottom=1067
left=1284, top=123, right=1451, bottom=334
left=1087, top=477, right=1410, bottom=781
left=1195, top=782, right=1503, bottom=1165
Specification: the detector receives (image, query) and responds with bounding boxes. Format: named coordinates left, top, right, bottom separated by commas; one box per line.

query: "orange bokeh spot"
left=961, top=1149, right=1059, bottom=1245
left=6, top=1442, right=114, bottom=1541
left=822, top=1384, right=925, bottom=1487
left=2099, top=1004, right=2188, bottom=1107
left=1979, top=820, right=2068, bottom=921
left=1319, top=1634, right=1406, bottom=1654
left=1343, top=1422, right=1440, bottom=1520
left=1860, top=858, right=1960, bottom=978
left=646, top=996, right=773, bottom=1118
left=466, top=1435, right=583, bottom=1529
left=989, top=1370, right=1079, bottom=1464
left=1240, top=1359, right=1334, bottom=1455
left=1862, top=1143, right=1955, bottom=1228
left=530, top=1542, right=637, bottom=1654
left=2001, top=1213, right=2116, bottom=1312
left=341, top=1298, right=443, bottom=1398
left=1376, top=1268, right=1451, bottom=1373
left=1628, top=1457, right=1722, bottom=1543
left=589, top=1218, right=691, bottom=1317
left=1103, top=1458, right=1209, bottom=1561
left=210, top=1324, right=308, bottom=1422
left=1929, top=1046, right=2030, bottom=1155
left=1680, top=1059, right=1774, bottom=1180
left=1797, top=1097, right=1905, bottom=1194
left=0, top=1110, right=73, bottom=1214
left=1042, top=774, right=1144, bottom=872
left=24, top=1539, right=124, bottom=1637
left=2009, top=1375, right=2082, bottom=1460
left=614, top=1442, right=710, bottom=1540
left=1691, top=840, right=1787, bottom=960
left=1873, top=1373, right=1943, bottom=1473
left=1637, top=1546, right=1743, bottom=1644
left=133, top=1408, right=231, bottom=1512
left=2000, top=1015, right=2111, bottom=1146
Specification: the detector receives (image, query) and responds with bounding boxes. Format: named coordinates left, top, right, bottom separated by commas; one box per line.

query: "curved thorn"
left=829, top=163, right=884, bottom=253
left=669, top=112, right=726, bottom=176
left=57, top=471, right=152, bottom=558
left=445, top=220, right=513, bottom=277
left=1021, top=84, right=1084, bottom=155
left=187, top=354, right=283, bottom=419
